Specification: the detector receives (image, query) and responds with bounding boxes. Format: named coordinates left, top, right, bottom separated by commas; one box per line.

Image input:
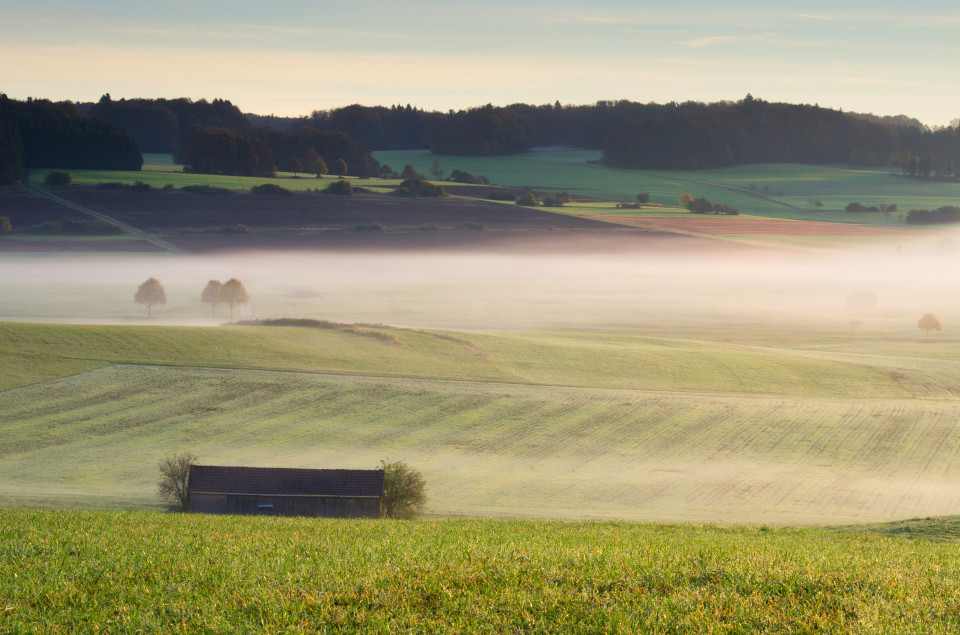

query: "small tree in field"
left=201, top=279, right=222, bottom=316
left=221, top=278, right=250, bottom=318
left=0, top=216, right=11, bottom=234
left=379, top=459, right=426, bottom=519
left=157, top=451, right=196, bottom=511
left=918, top=313, right=941, bottom=340
left=311, top=157, right=328, bottom=177
left=135, top=277, right=167, bottom=318
left=637, top=192, right=650, bottom=204
left=679, top=193, right=693, bottom=206
left=430, top=160, right=444, bottom=181
left=333, top=159, right=348, bottom=176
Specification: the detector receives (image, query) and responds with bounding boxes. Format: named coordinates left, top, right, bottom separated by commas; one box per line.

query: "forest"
left=8, top=92, right=960, bottom=182
left=0, top=94, right=142, bottom=185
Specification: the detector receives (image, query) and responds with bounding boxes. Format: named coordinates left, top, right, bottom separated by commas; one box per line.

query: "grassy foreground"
left=3, top=509, right=960, bottom=633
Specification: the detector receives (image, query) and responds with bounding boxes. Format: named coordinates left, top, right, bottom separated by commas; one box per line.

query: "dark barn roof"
left=188, top=465, right=384, bottom=498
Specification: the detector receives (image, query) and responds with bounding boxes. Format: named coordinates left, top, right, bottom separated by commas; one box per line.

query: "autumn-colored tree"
left=200, top=280, right=222, bottom=316
left=679, top=193, right=694, bottom=206
left=430, top=160, right=444, bottom=180
left=134, top=277, right=167, bottom=318
left=311, top=158, right=329, bottom=176
left=333, top=158, right=348, bottom=176
left=221, top=278, right=250, bottom=318
left=918, top=313, right=941, bottom=340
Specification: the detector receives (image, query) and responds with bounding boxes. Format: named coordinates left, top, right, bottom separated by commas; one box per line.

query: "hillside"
left=5, top=322, right=960, bottom=523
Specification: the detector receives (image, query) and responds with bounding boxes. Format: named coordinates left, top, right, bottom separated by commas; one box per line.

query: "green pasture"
left=6, top=322, right=960, bottom=522
left=377, top=149, right=960, bottom=226
left=5, top=509, right=960, bottom=632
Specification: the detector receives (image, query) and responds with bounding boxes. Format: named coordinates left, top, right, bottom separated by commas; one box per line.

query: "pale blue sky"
left=3, top=1, right=958, bottom=125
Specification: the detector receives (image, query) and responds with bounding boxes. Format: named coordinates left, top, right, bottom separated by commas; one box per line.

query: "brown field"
left=593, top=215, right=925, bottom=236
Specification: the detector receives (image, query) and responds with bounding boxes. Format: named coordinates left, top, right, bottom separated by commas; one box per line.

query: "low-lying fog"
left=3, top=233, right=960, bottom=342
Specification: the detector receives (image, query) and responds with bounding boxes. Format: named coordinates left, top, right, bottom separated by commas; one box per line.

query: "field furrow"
left=5, top=365, right=960, bottom=524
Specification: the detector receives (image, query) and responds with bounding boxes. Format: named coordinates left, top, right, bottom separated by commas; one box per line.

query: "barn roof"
left=188, top=465, right=384, bottom=498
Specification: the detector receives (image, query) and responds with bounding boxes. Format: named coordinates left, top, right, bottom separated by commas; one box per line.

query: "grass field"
left=4, top=509, right=960, bottom=632
left=6, top=322, right=960, bottom=523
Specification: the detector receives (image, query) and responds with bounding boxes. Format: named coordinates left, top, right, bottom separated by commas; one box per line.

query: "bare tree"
left=201, top=280, right=223, bottom=317
left=379, top=459, right=426, bottom=519
left=918, top=313, right=942, bottom=340
left=848, top=319, right=862, bottom=340
left=135, top=277, right=167, bottom=318
left=157, top=451, right=197, bottom=511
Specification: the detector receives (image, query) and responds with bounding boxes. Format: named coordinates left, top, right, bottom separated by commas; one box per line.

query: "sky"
left=2, top=0, right=959, bottom=126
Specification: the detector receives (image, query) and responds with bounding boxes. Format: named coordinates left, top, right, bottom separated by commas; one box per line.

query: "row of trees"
left=0, top=94, right=142, bottom=184
left=174, top=126, right=376, bottom=178
left=135, top=278, right=250, bottom=318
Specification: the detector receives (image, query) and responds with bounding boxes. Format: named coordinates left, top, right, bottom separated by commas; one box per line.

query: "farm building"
left=187, top=465, right=384, bottom=519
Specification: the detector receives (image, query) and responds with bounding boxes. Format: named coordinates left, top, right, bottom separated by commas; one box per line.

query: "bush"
left=162, top=183, right=176, bottom=191
left=181, top=185, right=233, bottom=196
left=450, top=169, right=490, bottom=185
left=44, top=171, right=72, bottom=186
left=325, top=179, right=354, bottom=195
left=130, top=180, right=154, bottom=192
left=394, top=178, right=445, bottom=198
left=906, top=206, right=960, bottom=225
left=486, top=190, right=516, bottom=201
left=379, top=459, right=426, bottom=519
left=250, top=183, right=294, bottom=196
left=845, top=202, right=865, bottom=212
left=516, top=193, right=539, bottom=206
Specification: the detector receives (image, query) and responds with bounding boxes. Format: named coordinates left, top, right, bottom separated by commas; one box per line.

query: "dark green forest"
left=0, top=94, right=142, bottom=185
left=7, top=92, right=960, bottom=184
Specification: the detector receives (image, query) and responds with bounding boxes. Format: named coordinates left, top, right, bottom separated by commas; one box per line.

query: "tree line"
left=173, top=126, right=377, bottom=178
left=0, top=94, right=142, bottom=185
left=19, top=90, right=960, bottom=176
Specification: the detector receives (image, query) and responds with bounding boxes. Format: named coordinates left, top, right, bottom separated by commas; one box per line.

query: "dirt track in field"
left=592, top=215, right=922, bottom=236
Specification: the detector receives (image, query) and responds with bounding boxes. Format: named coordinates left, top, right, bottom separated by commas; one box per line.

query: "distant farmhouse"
left=187, top=465, right=384, bottom=519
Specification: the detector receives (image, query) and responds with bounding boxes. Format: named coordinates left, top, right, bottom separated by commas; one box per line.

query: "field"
left=6, top=320, right=960, bottom=524
left=6, top=150, right=959, bottom=252
left=5, top=509, right=960, bottom=632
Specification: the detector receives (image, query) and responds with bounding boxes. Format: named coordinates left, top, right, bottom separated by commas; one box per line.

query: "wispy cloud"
left=678, top=35, right=736, bottom=48
left=791, top=13, right=835, bottom=21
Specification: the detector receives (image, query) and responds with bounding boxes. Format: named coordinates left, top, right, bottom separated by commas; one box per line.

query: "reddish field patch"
left=591, top=215, right=922, bottom=237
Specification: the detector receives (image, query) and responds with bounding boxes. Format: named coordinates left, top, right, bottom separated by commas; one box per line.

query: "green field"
left=4, top=509, right=960, bottom=632
left=6, top=322, right=960, bottom=524
left=19, top=150, right=960, bottom=234
left=376, top=149, right=960, bottom=225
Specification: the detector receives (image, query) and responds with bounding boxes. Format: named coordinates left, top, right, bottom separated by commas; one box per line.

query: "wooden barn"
left=187, top=465, right=384, bottom=519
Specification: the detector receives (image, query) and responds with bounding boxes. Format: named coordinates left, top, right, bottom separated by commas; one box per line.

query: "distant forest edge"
left=4, top=92, right=960, bottom=185
left=0, top=94, right=142, bottom=184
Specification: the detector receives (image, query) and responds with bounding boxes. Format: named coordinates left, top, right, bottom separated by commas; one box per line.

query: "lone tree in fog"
left=201, top=280, right=223, bottom=316
left=157, top=450, right=196, bottom=511
left=918, top=313, right=941, bottom=340
left=379, top=459, right=426, bottom=519
left=221, top=278, right=250, bottom=318
left=134, top=277, right=167, bottom=318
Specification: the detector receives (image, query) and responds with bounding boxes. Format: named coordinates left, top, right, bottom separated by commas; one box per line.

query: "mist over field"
left=3, top=233, right=960, bottom=340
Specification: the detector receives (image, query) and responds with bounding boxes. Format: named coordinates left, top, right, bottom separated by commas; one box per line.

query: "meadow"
left=6, top=320, right=960, bottom=524
left=4, top=508, right=960, bottom=632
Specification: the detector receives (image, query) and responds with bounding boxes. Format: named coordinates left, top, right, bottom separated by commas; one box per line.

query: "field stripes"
left=5, top=365, right=960, bottom=524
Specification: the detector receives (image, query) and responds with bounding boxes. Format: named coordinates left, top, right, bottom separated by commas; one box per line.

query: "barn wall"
left=190, top=494, right=380, bottom=519
left=188, top=494, right=228, bottom=514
